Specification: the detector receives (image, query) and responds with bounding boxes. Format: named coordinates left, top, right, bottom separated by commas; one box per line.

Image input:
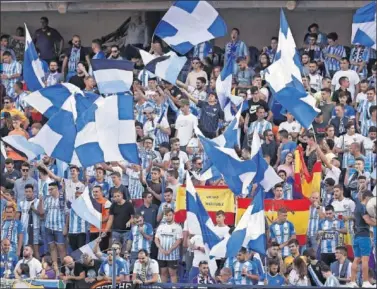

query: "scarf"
left=351, top=46, right=366, bottom=63
left=197, top=273, right=215, bottom=284
left=68, top=47, right=81, bottom=73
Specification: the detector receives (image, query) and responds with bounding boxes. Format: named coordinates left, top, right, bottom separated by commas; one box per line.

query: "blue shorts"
left=353, top=236, right=372, bottom=258
left=46, top=228, right=65, bottom=245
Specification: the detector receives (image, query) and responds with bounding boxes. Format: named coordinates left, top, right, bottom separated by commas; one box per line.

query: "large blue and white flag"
left=351, top=2, right=376, bottom=49
left=264, top=10, right=320, bottom=129
left=71, top=240, right=98, bottom=262
left=185, top=172, right=221, bottom=275
left=250, top=130, right=282, bottom=191
left=154, top=1, right=227, bottom=55
left=216, top=57, right=233, bottom=109
left=23, top=83, right=97, bottom=119
left=2, top=135, right=44, bottom=161
left=75, top=93, right=140, bottom=167
left=139, top=50, right=187, bottom=84
left=91, top=59, right=134, bottom=94
left=198, top=134, right=256, bottom=196
left=23, top=23, right=45, bottom=91
left=223, top=94, right=244, bottom=122
left=71, top=187, right=110, bottom=229
left=210, top=184, right=266, bottom=258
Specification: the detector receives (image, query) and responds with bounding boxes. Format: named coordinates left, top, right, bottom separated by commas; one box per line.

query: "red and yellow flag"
left=294, top=146, right=322, bottom=199
left=236, top=198, right=311, bottom=245
left=175, top=185, right=235, bottom=225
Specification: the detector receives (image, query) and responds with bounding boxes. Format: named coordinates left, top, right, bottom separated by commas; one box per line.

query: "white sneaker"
left=346, top=281, right=359, bottom=288
left=361, top=281, right=375, bottom=288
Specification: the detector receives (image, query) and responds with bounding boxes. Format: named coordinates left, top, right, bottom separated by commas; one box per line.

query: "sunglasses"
left=4, top=102, right=10, bottom=104
left=22, top=169, right=29, bottom=172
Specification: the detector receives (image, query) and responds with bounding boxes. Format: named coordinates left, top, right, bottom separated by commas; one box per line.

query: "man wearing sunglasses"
left=13, top=162, right=38, bottom=203
left=184, top=57, right=208, bottom=88
left=107, top=45, right=123, bottom=60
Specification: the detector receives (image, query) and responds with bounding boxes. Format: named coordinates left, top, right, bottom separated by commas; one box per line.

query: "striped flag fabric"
left=154, top=1, right=227, bottom=55
left=216, top=56, right=233, bottom=109
left=139, top=50, right=187, bottom=84
left=174, top=185, right=235, bottom=224
left=236, top=198, right=311, bottom=245
left=2, top=135, right=44, bottom=160
left=294, top=146, right=322, bottom=199
left=91, top=59, right=134, bottom=94
left=71, top=240, right=98, bottom=262
left=71, top=187, right=107, bottom=229
left=351, top=1, right=376, bottom=49
left=23, top=23, right=46, bottom=91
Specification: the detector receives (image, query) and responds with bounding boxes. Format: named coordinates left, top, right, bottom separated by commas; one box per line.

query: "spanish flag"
left=175, top=185, right=235, bottom=225
left=236, top=198, right=311, bottom=245
left=294, top=146, right=322, bottom=199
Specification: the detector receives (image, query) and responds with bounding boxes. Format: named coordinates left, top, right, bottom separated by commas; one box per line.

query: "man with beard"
left=14, top=245, right=42, bottom=279
left=107, top=45, right=123, bottom=60
left=45, top=60, right=63, bottom=86
left=81, top=253, right=102, bottom=284
left=60, top=255, right=85, bottom=289
left=62, top=35, right=90, bottom=81
left=68, top=62, right=88, bottom=90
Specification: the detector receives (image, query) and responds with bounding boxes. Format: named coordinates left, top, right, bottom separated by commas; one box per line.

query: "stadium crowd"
left=0, top=11, right=377, bottom=289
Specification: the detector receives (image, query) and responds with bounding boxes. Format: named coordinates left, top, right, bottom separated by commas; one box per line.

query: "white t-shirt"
left=325, top=166, right=342, bottom=185
left=309, top=73, right=323, bottom=92
left=64, top=179, right=85, bottom=204
left=175, top=114, right=198, bottom=146
left=163, top=151, right=189, bottom=168
left=133, top=258, right=161, bottom=282
left=278, top=121, right=302, bottom=134
left=15, top=258, right=42, bottom=278
left=336, top=133, right=365, bottom=151
left=332, top=70, right=360, bottom=100
left=355, top=92, right=367, bottom=104
left=213, top=225, right=230, bottom=239
left=185, top=70, right=208, bottom=88
left=332, top=198, right=356, bottom=218
left=190, top=235, right=208, bottom=267
left=143, top=117, right=170, bottom=140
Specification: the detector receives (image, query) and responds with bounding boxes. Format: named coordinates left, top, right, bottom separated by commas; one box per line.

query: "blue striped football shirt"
left=318, top=218, right=344, bottom=253
left=350, top=47, right=370, bottom=79
left=248, top=120, right=272, bottom=137
left=323, top=45, right=346, bottom=73
left=307, top=206, right=322, bottom=237
left=98, top=259, right=128, bottom=277
left=43, top=196, right=67, bottom=231
left=233, top=260, right=257, bottom=285
left=269, top=221, right=296, bottom=257
left=126, top=169, right=144, bottom=200
left=129, top=223, right=153, bottom=253
left=358, top=100, right=376, bottom=137
left=156, top=222, right=183, bottom=261
left=68, top=208, right=88, bottom=234
left=1, top=220, right=23, bottom=253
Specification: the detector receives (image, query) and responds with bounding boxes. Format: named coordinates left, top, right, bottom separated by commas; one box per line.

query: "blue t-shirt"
left=354, top=202, right=370, bottom=238
left=0, top=251, right=18, bottom=278
left=267, top=273, right=285, bottom=286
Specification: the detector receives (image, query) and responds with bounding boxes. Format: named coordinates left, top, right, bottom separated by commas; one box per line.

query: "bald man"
left=60, top=256, right=85, bottom=289
left=1, top=238, right=18, bottom=278
left=217, top=267, right=234, bottom=284
left=14, top=245, right=42, bottom=279
left=307, top=192, right=325, bottom=251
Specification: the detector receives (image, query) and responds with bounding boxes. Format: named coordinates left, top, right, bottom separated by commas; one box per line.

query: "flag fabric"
left=71, top=187, right=106, bottom=229
left=236, top=198, right=311, bottom=245
left=23, top=83, right=96, bottom=119
left=75, top=93, right=140, bottom=167
left=154, top=0, right=227, bottom=55
left=30, top=279, right=65, bottom=289
left=23, top=23, right=46, bottom=91
left=139, top=50, right=187, bottom=84
left=294, top=146, right=322, bottom=199
left=2, top=135, right=44, bottom=160
left=211, top=185, right=266, bottom=259
left=264, top=9, right=320, bottom=128
left=71, top=240, right=98, bottom=262
left=216, top=57, right=233, bottom=109
left=91, top=59, right=134, bottom=94
left=198, top=134, right=256, bottom=196
left=175, top=185, right=235, bottom=224
left=223, top=94, right=244, bottom=122
left=351, top=2, right=376, bottom=49
left=250, top=130, right=282, bottom=191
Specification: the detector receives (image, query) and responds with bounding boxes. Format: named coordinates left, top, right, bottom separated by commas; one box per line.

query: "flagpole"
left=112, top=246, right=116, bottom=289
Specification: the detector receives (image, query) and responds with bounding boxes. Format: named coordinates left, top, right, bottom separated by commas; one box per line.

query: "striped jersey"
left=318, top=218, right=345, bottom=253
left=323, top=45, right=346, bottom=73
left=135, top=102, right=149, bottom=125
left=158, top=202, right=176, bottom=224
left=17, top=199, right=41, bottom=230
left=1, top=220, right=23, bottom=253
left=248, top=120, right=272, bottom=136
left=358, top=100, right=376, bottom=137
left=307, top=206, right=323, bottom=237
left=350, top=47, right=370, bottom=79
left=126, top=169, right=144, bottom=200
left=156, top=222, right=183, bottom=261
left=68, top=208, right=88, bottom=234
left=283, top=182, right=293, bottom=200
left=43, top=196, right=68, bottom=231
left=129, top=223, right=153, bottom=253
left=98, top=259, right=128, bottom=277
left=233, top=260, right=257, bottom=285
left=269, top=221, right=296, bottom=257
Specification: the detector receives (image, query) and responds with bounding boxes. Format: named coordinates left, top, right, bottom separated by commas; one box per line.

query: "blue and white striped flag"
left=2, top=135, right=44, bottom=161
left=91, top=59, right=134, bottom=94
left=71, top=240, right=98, bottom=262
left=154, top=1, right=227, bottom=55
left=264, top=9, right=320, bottom=129
left=139, top=50, right=187, bottom=84
left=75, top=93, right=140, bottom=167
left=351, top=2, right=376, bottom=49
left=71, top=187, right=110, bottom=229
left=23, top=23, right=46, bottom=91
